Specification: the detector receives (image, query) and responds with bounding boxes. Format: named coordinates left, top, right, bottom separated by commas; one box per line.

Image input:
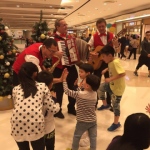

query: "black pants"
left=16, top=137, right=45, bottom=150
left=53, top=65, right=78, bottom=112
left=45, top=130, right=55, bottom=150
left=136, top=55, right=150, bottom=70
left=120, top=45, right=126, bottom=58
left=13, top=71, right=20, bottom=86
left=128, top=48, right=137, bottom=59
left=94, top=61, right=111, bottom=106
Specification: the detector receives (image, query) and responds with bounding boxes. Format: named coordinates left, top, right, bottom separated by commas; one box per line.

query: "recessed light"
left=104, top=3, right=107, bottom=5
left=119, top=4, right=122, bottom=5
left=49, top=6, right=52, bottom=7
left=16, top=5, right=20, bottom=7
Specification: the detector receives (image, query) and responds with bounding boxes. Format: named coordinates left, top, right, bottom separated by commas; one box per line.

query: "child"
left=36, top=71, right=60, bottom=150
left=134, top=31, right=150, bottom=77
left=62, top=69, right=100, bottom=150
left=98, top=45, right=126, bottom=131
left=74, top=63, right=94, bottom=147
left=10, top=62, right=59, bottom=150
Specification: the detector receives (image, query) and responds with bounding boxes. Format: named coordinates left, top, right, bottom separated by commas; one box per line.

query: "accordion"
left=57, top=38, right=80, bottom=66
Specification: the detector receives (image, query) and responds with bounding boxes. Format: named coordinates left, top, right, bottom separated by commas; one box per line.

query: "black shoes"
left=54, top=111, right=65, bottom=119
left=68, top=109, right=76, bottom=116
left=134, top=71, right=138, bottom=76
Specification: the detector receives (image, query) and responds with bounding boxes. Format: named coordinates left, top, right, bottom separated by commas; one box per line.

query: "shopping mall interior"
left=0, top=0, right=150, bottom=150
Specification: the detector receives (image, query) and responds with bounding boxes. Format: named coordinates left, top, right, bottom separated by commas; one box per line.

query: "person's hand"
left=105, top=78, right=112, bottom=83
left=51, top=91, right=56, bottom=98
left=112, top=36, right=119, bottom=47
left=55, top=51, right=63, bottom=58
left=145, top=104, right=150, bottom=114
left=74, top=78, right=78, bottom=86
left=148, top=54, right=150, bottom=57
left=62, top=68, right=69, bottom=81
left=101, top=69, right=107, bottom=75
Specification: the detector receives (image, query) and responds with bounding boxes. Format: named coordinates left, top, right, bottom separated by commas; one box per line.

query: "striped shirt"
left=63, top=82, right=97, bottom=122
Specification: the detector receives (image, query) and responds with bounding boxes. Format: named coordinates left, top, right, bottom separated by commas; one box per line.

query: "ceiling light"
left=104, top=3, right=107, bottom=5
left=49, top=6, right=52, bottom=7
left=119, top=4, right=122, bottom=5
left=95, top=8, right=98, bottom=10
left=16, top=5, right=20, bottom=7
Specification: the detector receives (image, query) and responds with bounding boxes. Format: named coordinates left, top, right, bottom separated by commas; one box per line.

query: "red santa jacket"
left=13, top=43, right=43, bottom=74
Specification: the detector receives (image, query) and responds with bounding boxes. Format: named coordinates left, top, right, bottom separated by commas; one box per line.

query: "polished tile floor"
left=0, top=54, right=150, bottom=150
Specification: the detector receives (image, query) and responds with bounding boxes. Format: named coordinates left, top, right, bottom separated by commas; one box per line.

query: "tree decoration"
left=0, top=18, right=18, bottom=96
left=31, top=10, right=50, bottom=42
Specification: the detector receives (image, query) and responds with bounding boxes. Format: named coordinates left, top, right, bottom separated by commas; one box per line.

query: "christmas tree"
left=0, top=18, right=18, bottom=97
left=31, top=10, right=51, bottom=43
left=31, top=10, right=52, bottom=68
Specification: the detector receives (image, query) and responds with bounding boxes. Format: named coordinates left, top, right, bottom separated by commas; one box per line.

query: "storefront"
left=122, top=20, right=142, bottom=36
left=141, top=18, right=150, bottom=40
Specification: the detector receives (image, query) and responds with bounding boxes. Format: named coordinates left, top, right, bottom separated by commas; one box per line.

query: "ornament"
left=0, top=36, right=2, bottom=41
left=40, top=34, right=46, bottom=39
left=12, top=49, right=16, bottom=53
left=0, top=55, right=4, bottom=59
left=7, top=51, right=12, bottom=55
left=5, top=26, right=9, bottom=30
left=0, top=96, right=3, bottom=101
left=4, top=73, right=10, bottom=78
left=7, top=95, right=11, bottom=99
left=5, top=62, right=10, bottom=66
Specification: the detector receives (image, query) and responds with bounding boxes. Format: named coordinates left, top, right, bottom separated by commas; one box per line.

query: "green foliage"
left=31, top=10, right=50, bottom=42
left=0, top=20, right=18, bottom=96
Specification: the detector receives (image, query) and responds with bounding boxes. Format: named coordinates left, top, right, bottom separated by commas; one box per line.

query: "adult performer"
left=13, top=38, right=62, bottom=86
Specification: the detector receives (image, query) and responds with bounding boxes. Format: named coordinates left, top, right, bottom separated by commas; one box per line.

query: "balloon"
left=107, top=23, right=112, bottom=28
left=109, top=27, right=116, bottom=33
left=112, top=24, right=116, bottom=27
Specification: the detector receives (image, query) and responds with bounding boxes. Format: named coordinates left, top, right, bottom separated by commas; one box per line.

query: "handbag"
left=128, top=45, right=133, bottom=51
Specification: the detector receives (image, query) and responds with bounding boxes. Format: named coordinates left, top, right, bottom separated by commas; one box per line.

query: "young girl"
left=10, top=62, right=59, bottom=150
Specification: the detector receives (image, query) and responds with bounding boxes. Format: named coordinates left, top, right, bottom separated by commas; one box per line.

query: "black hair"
left=43, top=38, right=57, bottom=48
left=89, top=34, right=92, bottom=36
left=79, top=63, right=94, bottom=74
left=100, top=45, right=115, bottom=56
left=86, top=74, right=100, bottom=91
left=96, top=18, right=107, bottom=26
left=18, top=62, right=38, bottom=98
left=36, top=71, right=53, bottom=86
left=122, top=113, right=150, bottom=149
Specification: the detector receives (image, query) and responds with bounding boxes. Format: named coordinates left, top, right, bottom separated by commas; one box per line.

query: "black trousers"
left=16, top=137, right=45, bottom=150
left=53, top=65, right=78, bottom=112
left=94, top=61, right=111, bottom=106
left=128, top=48, right=137, bottom=59
left=45, top=130, right=55, bottom=150
left=136, top=55, right=150, bottom=70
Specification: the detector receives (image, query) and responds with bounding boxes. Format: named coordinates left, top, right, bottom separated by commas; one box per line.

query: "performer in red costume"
left=13, top=38, right=62, bottom=86
left=88, top=18, right=118, bottom=111
left=52, top=19, right=78, bottom=119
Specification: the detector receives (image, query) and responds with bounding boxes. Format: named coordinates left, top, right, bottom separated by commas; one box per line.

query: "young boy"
left=134, top=31, right=150, bottom=77
left=37, top=71, right=60, bottom=150
left=98, top=45, right=126, bottom=131
left=74, top=63, right=94, bottom=147
left=62, top=69, right=100, bottom=150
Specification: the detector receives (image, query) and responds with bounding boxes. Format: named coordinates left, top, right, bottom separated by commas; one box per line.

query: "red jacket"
left=13, top=43, right=43, bottom=74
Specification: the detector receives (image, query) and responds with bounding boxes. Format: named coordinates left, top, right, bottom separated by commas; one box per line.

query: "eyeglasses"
left=47, top=48, right=57, bottom=53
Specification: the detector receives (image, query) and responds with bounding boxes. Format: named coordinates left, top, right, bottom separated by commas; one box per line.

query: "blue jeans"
left=98, top=83, right=122, bottom=116
left=72, top=121, right=97, bottom=150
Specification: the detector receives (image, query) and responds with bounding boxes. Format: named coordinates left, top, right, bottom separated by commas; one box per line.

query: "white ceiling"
left=0, top=0, right=150, bottom=30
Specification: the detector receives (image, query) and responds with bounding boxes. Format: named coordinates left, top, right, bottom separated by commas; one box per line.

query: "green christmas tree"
left=0, top=18, right=18, bottom=97
left=31, top=10, right=52, bottom=68
left=31, top=10, right=50, bottom=43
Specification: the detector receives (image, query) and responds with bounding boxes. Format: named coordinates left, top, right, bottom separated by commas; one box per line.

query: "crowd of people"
left=10, top=18, right=150, bottom=150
